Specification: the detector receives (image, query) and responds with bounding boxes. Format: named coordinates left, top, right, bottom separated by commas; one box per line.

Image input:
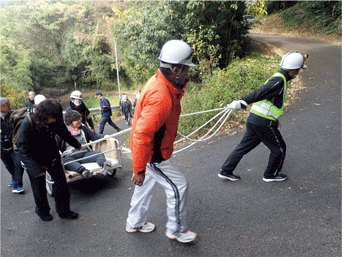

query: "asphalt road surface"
left=1, top=34, right=341, bottom=257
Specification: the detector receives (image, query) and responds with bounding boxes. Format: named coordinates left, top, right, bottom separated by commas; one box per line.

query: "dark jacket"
left=25, top=99, right=35, bottom=108
left=100, top=97, right=112, bottom=117
left=16, top=115, right=81, bottom=174
left=56, top=124, right=104, bottom=153
left=241, top=69, right=292, bottom=127
left=66, top=101, right=94, bottom=129
left=122, top=100, right=132, bottom=115
left=0, top=111, right=14, bottom=150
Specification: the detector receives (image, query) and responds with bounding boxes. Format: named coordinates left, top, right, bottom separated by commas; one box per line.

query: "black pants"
left=1, top=149, right=24, bottom=187
left=221, top=122, right=286, bottom=178
left=25, top=157, right=71, bottom=215
left=123, top=112, right=131, bottom=125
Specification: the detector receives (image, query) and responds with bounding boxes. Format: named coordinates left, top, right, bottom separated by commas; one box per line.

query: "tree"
left=112, top=1, right=248, bottom=83
left=0, top=0, right=117, bottom=94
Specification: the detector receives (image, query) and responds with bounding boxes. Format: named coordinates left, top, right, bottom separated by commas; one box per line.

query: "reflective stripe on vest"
left=250, top=72, right=287, bottom=121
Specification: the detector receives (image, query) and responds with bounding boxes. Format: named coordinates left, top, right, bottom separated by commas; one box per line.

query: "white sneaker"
left=101, top=160, right=112, bottom=175
left=126, top=222, right=156, bottom=233
left=165, top=229, right=197, bottom=243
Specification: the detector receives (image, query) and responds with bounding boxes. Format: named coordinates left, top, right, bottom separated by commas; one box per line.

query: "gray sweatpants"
left=127, top=159, right=189, bottom=233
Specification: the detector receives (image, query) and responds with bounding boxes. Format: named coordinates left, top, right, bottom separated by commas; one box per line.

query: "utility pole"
left=72, top=75, right=77, bottom=90
left=114, top=38, right=121, bottom=103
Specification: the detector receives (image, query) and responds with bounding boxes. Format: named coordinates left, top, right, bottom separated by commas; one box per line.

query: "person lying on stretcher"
left=56, top=110, right=113, bottom=178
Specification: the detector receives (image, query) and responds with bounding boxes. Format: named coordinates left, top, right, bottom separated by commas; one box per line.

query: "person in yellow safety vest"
left=219, top=52, right=308, bottom=182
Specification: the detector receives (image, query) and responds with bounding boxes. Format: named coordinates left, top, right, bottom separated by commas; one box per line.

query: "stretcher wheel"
left=46, top=172, right=55, bottom=197
left=107, top=169, right=117, bottom=178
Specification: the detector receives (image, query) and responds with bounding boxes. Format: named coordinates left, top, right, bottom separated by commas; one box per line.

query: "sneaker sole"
left=263, top=177, right=287, bottom=182
left=12, top=190, right=25, bottom=194
left=126, top=226, right=156, bottom=233
left=165, top=231, right=197, bottom=243
left=218, top=173, right=240, bottom=181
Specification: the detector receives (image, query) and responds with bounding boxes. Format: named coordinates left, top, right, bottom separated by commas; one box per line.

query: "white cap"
left=34, top=94, right=47, bottom=105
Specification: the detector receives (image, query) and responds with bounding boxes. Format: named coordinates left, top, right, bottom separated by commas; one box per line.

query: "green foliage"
left=112, top=1, right=248, bottom=83
left=265, top=1, right=297, bottom=15
left=112, top=1, right=185, bottom=84
left=0, top=1, right=117, bottom=96
left=245, top=0, right=268, bottom=17
left=0, top=84, right=27, bottom=109
left=279, top=1, right=341, bottom=35
left=184, top=1, right=248, bottom=74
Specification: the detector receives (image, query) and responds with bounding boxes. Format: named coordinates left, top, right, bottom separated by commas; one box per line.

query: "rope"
left=78, top=107, right=232, bottom=157
left=174, top=107, right=231, bottom=144
left=179, top=107, right=226, bottom=117
left=173, top=107, right=232, bottom=154
left=60, top=106, right=231, bottom=174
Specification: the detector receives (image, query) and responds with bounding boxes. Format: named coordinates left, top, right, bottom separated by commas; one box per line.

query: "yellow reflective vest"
left=250, top=72, right=287, bottom=121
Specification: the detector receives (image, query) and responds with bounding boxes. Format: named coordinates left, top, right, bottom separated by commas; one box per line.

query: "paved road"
left=1, top=34, right=341, bottom=257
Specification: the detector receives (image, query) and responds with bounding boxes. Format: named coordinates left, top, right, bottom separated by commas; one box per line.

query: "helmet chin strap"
left=173, top=64, right=184, bottom=86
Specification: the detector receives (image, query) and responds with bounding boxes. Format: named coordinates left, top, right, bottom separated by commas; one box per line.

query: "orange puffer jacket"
left=130, top=69, right=186, bottom=174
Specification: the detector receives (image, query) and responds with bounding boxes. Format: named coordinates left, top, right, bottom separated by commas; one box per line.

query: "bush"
left=279, top=2, right=342, bottom=35
left=0, top=84, right=27, bottom=109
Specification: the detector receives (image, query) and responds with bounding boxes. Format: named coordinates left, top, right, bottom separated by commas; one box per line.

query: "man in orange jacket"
left=126, top=40, right=197, bottom=243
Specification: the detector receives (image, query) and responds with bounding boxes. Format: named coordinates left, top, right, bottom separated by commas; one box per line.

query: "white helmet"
left=34, top=94, right=46, bottom=105
left=70, top=90, right=83, bottom=100
left=280, top=52, right=307, bottom=70
left=159, top=40, right=196, bottom=68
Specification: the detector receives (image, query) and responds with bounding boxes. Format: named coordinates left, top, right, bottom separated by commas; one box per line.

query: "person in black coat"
left=16, top=99, right=81, bottom=221
left=25, top=91, right=35, bottom=108
left=56, top=110, right=113, bottom=178
left=219, top=52, right=308, bottom=183
left=121, top=95, right=133, bottom=126
left=66, top=90, right=95, bottom=132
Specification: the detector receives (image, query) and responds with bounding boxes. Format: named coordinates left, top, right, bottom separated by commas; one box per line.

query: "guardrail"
left=87, top=105, right=121, bottom=116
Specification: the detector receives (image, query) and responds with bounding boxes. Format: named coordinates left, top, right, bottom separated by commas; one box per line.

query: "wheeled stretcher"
left=45, top=136, right=123, bottom=196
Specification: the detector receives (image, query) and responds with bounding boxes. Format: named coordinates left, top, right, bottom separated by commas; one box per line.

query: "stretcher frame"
left=45, top=136, right=123, bottom=197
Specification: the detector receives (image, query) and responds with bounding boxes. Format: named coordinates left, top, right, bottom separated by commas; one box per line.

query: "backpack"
left=10, top=107, right=32, bottom=150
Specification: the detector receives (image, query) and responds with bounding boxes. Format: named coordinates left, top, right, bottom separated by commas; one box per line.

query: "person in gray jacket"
left=56, top=110, right=112, bottom=178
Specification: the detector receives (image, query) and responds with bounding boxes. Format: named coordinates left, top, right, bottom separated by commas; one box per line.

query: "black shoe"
left=218, top=170, right=241, bottom=181
left=263, top=173, right=287, bottom=182
left=36, top=212, right=53, bottom=222
left=116, top=128, right=121, bottom=132
left=58, top=211, right=79, bottom=220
